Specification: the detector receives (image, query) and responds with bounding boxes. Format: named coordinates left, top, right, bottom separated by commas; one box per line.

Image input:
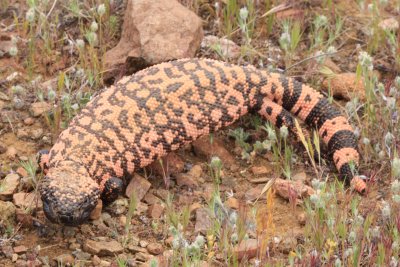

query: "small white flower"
left=358, top=51, right=373, bottom=71
left=279, top=32, right=291, bottom=51
left=47, top=89, right=56, bottom=101
left=194, top=235, right=205, bottom=247
left=395, top=76, right=400, bottom=89
left=348, top=231, right=356, bottom=243
left=314, top=15, right=328, bottom=29
left=71, top=103, right=79, bottom=111
left=9, top=46, right=18, bottom=57
left=279, top=126, right=288, bottom=139
left=327, top=46, right=337, bottom=54
left=392, top=157, right=400, bottom=178
left=90, top=21, right=98, bottom=32
left=239, top=7, right=248, bottom=21
left=392, top=194, right=400, bottom=203
left=85, top=31, right=98, bottom=46
left=362, top=137, right=370, bottom=145
left=210, top=156, right=222, bottom=169
left=392, top=179, right=400, bottom=194
left=11, top=85, right=24, bottom=94
left=371, top=226, right=380, bottom=239
left=367, top=3, right=374, bottom=12
left=334, top=258, right=342, bottom=267
left=387, top=97, right=396, bottom=110
left=344, top=248, right=353, bottom=258
left=97, top=4, right=106, bottom=16
left=384, top=132, right=395, bottom=147
left=26, top=8, right=35, bottom=23
left=381, top=201, right=391, bottom=219
left=76, top=39, right=85, bottom=49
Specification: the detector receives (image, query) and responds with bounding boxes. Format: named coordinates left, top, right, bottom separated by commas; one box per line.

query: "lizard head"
left=39, top=160, right=100, bottom=226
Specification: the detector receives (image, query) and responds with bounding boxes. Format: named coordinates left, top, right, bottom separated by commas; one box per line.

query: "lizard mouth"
left=42, top=195, right=96, bottom=226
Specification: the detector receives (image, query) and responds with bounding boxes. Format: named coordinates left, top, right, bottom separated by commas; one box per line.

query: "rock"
left=0, top=200, right=16, bottom=225
left=15, top=208, right=33, bottom=227
left=147, top=153, right=184, bottom=177
left=273, top=178, right=315, bottom=201
left=188, top=165, right=203, bottom=179
left=72, top=250, right=91, bottom=261
left=244, top=184, right=266, bottom=202
left=233, top=239, right=259, bottom=261
left=140, top=240, right=149, bottom=248
left=2, top=244, right=13, bottom=258
left=16, top=128, right=29, bottom=139
left=176, top=173, right=198, bottom=188
left=175, top=164, right=203, bottom=188
left=30, top=102, right=51, bottom=117
left=195, top=208, right=212, bottom=234
left=13, top=245, right=27, bottom=254
left=13, top=192, right=42, bottom=210
left=136, top=252, right=153, bottom=262
left=100, top=260, right=111, bottom=267
left=92, top=255, right=101, bottom=266
left=297, top=212, right=306, bottom=225
left=107, top=198, right=128, bottom=216
left=155, top=189, right=169, bottom=201
left=12, top=253, right=18, bottom=262
left=147, top=243, right=163, bottom=255
left=322, top=58, right=341, bottom=73
left=15, top=260, right=29, bottom=266
left=292, top=172, right=307, bottom=183
left=30, top=128, right=44, bottom=140
left=16, top=167, right=27, bottom=178
left=225, top=197, right=239, bottom=209
left=118, top=215, right=127, bottom=226
left=23, top=117, right=34, bottom=125
left=125, top=174, right=151, bottom=201
left=63, top=227, right=76, bottom=238
left=83, top=239, right=123, bottom=256
left=192, top=136, right=235, bottom=167
left=55, top=254, right=75, bottom=266
left=322, top=73, right=365, bottom=101
left=201, top=35, right=241, bottom=59
left=189, top=202, right=202, bottom=214
left=278, top=236, right=297, bottom=254
left=379, top=18, right=399, bottom=31
left=6, top=146, right=18, bottom=159
left=143, top=193, right=161, bottom=205
left=148, top=203, right=164, bottom=219
left=0, top=144, right=7, bottom=154
left=127, top=245, right=147, bottom=254
left=0, top=39, right=13, bottom=56
left=90, top=199, right=103, bottom=220
left=104, top=0, right=203, bottom=79
left=0, top=91, right=10, bottom=101
left=0, top=173, right=20, bottom=200
left=250, top=166, right=272, bottom=176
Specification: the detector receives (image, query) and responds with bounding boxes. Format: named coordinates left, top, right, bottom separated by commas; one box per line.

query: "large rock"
left=104, top=0, right=203, bottom=79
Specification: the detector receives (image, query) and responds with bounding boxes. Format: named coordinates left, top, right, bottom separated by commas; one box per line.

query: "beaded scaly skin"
left=39, top=58, right=366, bottom=225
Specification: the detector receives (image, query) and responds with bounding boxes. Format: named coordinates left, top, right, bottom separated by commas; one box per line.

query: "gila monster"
left=38, top=58, right=366, bottom=226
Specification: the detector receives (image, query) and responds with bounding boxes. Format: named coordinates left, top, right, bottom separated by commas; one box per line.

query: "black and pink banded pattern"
left=39, top=58, right=366, bottom=225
